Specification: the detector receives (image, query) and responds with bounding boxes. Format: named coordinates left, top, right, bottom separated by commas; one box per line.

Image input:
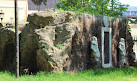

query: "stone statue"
left=118, top=38, right=128, bottom=67
left=103, top=16, right=109, bottom=27
left=91, top=36, right=101, bottom=67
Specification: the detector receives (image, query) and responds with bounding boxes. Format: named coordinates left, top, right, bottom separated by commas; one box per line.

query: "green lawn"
left=1, top=67, right=137, bottom=81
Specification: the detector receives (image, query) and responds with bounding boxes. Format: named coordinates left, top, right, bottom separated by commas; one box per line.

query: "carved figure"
left=91, top=36, right=101, bottom=67
left=119, top=38, right=128, bottom=67
left=103, top=16, right=109, bottom=27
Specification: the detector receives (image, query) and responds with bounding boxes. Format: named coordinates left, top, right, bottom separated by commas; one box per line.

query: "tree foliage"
left=31, top=0, right=48, bottom=6
left=31, top=0, right=48, bottom=11
left=55, top=0, right=129, bottom=17
left=128, top=18, right=137, bottom=24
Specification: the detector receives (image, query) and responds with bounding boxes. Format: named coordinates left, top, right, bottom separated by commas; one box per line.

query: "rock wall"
left=0, top=9, right=135, bottom=73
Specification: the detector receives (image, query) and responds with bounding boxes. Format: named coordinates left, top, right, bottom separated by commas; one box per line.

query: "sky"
left=119, top=0, right=137, bottom=7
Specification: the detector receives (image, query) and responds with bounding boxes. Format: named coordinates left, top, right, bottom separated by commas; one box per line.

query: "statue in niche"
left=103, top=16, right=109, bottom=27
left=118, top=38, right=128, bottom=67
left=91, top=36, right=101, bottom=67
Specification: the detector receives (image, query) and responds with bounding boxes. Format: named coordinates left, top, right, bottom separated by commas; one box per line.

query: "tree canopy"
left=31, top=0, right=48, bottom=11
left=55, top=0, right=129, bottom=17
left=31, top=0, right=48, bottom=6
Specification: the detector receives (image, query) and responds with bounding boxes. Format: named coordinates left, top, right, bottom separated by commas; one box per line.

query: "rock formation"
left=0, top=28, right=16, bottom=71
left=0, top=9, right=135, bottom=73
left=91, top=36, right=101, bottom=68
left=118, top=38, right=128, bottom=67
left=19, top=9, right=136, bottom=72
left=20, top=9, right=77, bottom=73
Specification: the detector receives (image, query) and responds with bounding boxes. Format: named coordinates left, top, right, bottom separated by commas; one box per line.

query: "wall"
left=0, top=0, right=28, bottom=22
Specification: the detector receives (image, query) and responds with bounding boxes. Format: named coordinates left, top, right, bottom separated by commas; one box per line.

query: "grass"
left=1, top=67, right=137, bottom=81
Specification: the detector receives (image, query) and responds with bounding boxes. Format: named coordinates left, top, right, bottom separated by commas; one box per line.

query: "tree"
left=31, top=0, right=48, bottom=11
left=109, top=0, right=129, bottom=16
left=55, top=0, right=129, bottom=17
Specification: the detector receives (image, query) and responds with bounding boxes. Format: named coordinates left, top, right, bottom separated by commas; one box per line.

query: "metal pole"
left=15, top=0, right=19, bottom=78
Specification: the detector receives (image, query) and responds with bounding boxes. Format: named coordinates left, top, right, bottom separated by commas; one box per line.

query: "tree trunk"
left=15, top=0, right=19, bottom=78
left=37, top=5, right=40, bottom=12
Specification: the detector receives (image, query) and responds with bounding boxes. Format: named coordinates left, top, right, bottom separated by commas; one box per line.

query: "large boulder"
left=0, top=28, right=16, bottom=71
left=20, top=9, right=77, bottom=73
left=71, top=15, right=134, bottom=71
left=20, top=9, right=134, bottom=73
